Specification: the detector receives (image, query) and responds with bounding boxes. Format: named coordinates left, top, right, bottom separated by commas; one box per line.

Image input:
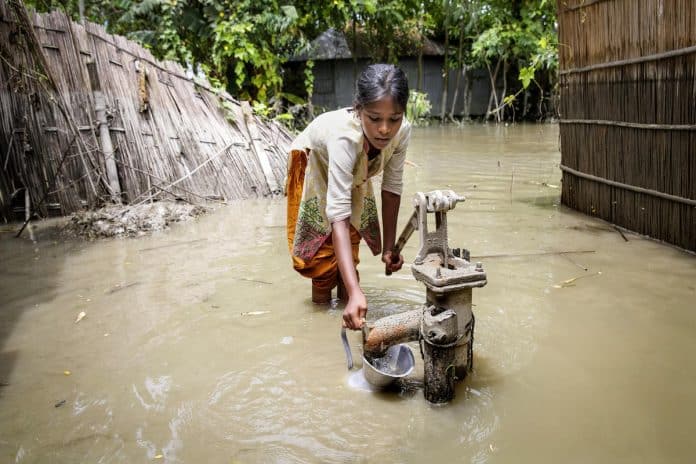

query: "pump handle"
left=385, top=210, right=418, bottom=275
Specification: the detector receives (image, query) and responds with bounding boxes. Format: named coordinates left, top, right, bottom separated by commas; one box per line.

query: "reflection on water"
left=1, top=124, right=695, bottom=463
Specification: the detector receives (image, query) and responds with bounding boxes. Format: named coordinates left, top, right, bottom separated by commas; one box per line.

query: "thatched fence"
left=0, top=0, right=291, bottom=223
left=557, top=0, right=695, bottom=252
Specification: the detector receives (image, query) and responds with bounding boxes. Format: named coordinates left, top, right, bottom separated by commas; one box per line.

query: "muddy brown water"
left=1, top=124, right=695, bottom=463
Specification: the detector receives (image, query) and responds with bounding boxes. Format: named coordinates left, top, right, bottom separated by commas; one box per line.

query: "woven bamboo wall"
left=0, top=0, right=291, bottom=221
left=557, top=0, right=696, bottom=251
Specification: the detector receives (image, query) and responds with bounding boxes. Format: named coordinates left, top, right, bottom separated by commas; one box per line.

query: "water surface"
left=1, top=124, right=695, bottom=463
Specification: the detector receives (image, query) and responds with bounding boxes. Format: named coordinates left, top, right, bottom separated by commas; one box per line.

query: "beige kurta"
left=289, top=108, right=411, bottom=261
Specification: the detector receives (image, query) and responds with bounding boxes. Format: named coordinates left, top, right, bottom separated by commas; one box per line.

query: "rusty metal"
left=362, top=309, right=421, bottom=358
left=358, top=189, right=487, bottom=403
left=385, top=210, right=418, bottom=276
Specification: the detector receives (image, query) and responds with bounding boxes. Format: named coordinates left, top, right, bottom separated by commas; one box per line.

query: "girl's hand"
left=382, top=250, right=404, bottom=274
left=343, top=289, right=367, bottom=330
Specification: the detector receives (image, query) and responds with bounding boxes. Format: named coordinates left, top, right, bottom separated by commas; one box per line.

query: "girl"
left=286, top=63, right=411, bottom=330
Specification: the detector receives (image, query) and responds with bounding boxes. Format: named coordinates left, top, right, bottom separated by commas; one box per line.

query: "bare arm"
left=332, top=218, right=367, bottom=330
left=381, top=190, right=404, bottom=273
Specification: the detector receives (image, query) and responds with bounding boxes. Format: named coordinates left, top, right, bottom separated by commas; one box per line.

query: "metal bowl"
left=362, top=344, right=415, bottom=389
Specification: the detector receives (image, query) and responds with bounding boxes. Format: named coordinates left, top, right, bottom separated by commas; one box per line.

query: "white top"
left=290, top=108, right=411, bottom=223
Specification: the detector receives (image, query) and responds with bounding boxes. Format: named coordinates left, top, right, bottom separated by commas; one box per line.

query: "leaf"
left=519, top=66, right=535, bottom=89
left=279, top=92, right=305, bottom=106
left=280, top=5, right=298, bottom=20
left=75, top=311, right=86, bottom=323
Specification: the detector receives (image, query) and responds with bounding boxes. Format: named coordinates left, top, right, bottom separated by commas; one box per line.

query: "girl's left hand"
left=382, top=250, right=404, bottom=274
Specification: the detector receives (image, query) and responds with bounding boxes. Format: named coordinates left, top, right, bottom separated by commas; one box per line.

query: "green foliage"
left=23, top=0, right=558, bottom=121
left=406, top=90, right=432, bottom=126
left=469, top=1, right=557, bottom=81
left=303, top=60, right=314, bottom=99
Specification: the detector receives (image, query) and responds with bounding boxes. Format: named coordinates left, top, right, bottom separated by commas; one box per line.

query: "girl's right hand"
left=343, top=289, right=367, bottom=330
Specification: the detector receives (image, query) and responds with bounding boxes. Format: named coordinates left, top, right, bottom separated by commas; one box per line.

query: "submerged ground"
left=1, top=123, right=695, bottom=463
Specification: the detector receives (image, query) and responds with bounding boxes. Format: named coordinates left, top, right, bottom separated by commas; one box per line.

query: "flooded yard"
left=1, top=123, right=695, bottom=463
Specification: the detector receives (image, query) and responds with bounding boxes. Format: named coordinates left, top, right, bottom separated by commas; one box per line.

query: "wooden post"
left=24, top=188, right=35, bottom=241
left=86, top=61, right=122, bottom=203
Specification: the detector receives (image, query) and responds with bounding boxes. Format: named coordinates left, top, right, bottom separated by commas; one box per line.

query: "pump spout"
left=362, top=309, right=421, bottom=359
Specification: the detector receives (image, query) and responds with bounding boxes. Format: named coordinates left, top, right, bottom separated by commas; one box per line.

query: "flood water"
left=1, top=124, right=695, bottom=463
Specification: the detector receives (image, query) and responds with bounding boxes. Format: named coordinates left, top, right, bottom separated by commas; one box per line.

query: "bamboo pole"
left=86, top=61, right=121, bottom=203
left=24, top=188, right=34, bottom=241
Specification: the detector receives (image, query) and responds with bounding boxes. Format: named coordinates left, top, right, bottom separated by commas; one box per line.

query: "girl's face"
left=358, top=97, right=404, bottom=151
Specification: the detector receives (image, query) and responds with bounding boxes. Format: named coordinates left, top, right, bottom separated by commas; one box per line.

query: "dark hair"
left=353, top=64, right=409, bottom=112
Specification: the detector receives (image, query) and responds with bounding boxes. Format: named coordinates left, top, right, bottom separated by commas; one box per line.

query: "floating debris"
left=553, top=271, right=602, bottom=288
left=529, top=180, right=560, bottom=189
left=240, top=311, right=270, bottom=316
left=74, top=311, right=86, bottom=323
left=105, top=282, right=141, bottom=294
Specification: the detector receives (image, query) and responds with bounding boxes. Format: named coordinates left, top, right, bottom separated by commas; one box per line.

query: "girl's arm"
left=381, top=190, right=404, bottom=273
left=332, top=218, right=367, bottom=330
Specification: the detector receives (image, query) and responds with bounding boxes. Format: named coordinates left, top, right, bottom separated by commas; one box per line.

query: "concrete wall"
left=309, top=58, right=492, bottom=117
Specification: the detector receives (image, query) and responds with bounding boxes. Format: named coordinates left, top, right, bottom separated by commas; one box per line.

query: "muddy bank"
left=60, top=202, right=210, bottom=239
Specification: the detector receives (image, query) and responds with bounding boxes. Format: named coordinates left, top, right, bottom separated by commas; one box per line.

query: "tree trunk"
left=449, top=27, right=465, bottom=120
left=462, top=68, right=473, bottom=120
left=417, top=50, right=423, bottom=92
left=417, top=7, right=424, bottom=91
left=522, top=89, right=529, bottom=120
left=439, top=3, right=450, bottom=122
left=486, top=60, right=500, bottom=121
left=352, top=13, right=358, bottom=83
left=500, top=58, right=508, bottom=122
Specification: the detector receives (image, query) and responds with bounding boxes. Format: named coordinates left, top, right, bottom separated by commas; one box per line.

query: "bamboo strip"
left=560, top=45, right=696, bottom=75
left=560, top=165, right=696, bottom=207
left=560, top=119, right=696, bottom=130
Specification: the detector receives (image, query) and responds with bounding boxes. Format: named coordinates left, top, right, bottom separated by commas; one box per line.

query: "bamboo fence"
left=557, top=0, right=695, bottom=251
left=0, top=0, right=291, bottom=222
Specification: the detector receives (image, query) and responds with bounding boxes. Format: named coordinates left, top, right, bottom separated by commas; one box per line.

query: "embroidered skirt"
left=286, top=149, right=361, bottom=290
